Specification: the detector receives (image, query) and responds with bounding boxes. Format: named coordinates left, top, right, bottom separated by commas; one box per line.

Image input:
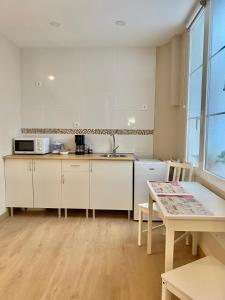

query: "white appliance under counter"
left=134, top=159, right=167, bottom=220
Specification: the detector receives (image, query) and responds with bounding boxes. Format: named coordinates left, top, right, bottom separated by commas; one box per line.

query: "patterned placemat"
left=159, top=195, right=213, bottom=216
left=149, top=181, right=190, bottom=196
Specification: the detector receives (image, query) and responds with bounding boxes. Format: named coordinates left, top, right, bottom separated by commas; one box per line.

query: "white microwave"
left=14, top=137, right=50, bottom=154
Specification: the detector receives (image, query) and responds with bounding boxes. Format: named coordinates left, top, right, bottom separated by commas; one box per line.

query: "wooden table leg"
left=165, top=224, right=175, bottom=272
left=147, top=194, right=153, bottom=254
left=138, top=208, right=143, bottom=246
left=162, top=280, right=171, bottom=300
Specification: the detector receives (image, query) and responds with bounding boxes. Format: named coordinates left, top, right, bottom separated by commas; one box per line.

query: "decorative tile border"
left=21, top=128, right=154, bottom=135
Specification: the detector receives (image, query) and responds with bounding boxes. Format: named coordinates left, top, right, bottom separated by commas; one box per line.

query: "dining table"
left=147, top=181, right=225, bottom=272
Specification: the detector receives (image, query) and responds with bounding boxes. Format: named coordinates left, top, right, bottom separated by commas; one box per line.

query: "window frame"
left=186, top=0, right=225, bottom=182
left=185, top=7, right=207, bottom=168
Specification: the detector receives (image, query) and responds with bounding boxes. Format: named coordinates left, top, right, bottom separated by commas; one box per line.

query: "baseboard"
left=0, top=210, right=9, bottom=222
left=198, top=245, right=205, bottom=258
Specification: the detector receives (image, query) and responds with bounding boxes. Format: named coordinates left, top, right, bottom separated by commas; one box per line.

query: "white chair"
left=161, top=256, right=225, bottom=300
left=138, top=161, right=193, bottom=254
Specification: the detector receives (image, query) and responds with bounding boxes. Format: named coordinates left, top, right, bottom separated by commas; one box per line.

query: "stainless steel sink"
left=99, top=154, right=127, bottom=158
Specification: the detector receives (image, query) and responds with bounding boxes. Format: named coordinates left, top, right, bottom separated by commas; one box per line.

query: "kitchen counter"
left=4, top=153, right=136, bottom=161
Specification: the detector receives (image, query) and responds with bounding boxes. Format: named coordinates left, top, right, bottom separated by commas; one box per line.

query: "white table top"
left=148, top=181, right=225, bottom=221
left=161, top=256, right=225, bottom=300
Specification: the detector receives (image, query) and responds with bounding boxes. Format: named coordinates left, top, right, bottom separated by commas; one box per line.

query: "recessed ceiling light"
left=115, top=20, right=126, bottom=26
left=49, top=21, right=61, bottom=27
left=48, top=75, right=55, bottom=81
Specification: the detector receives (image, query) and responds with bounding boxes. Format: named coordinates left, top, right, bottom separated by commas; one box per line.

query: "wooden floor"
left=0, top=210, right=197, bottom=300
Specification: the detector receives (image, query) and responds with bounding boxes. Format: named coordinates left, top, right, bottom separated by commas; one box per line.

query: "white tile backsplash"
left=21, top=47, right=156, bottom=155
left=33, top=134, right=154, bottom=157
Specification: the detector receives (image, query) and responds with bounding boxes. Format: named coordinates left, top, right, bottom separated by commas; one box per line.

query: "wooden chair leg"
left=192, top=232, right=198, bottom=256
left=138, top=208, right=143, bottom=246
left=185, top=233, right=190, bottom=245
left=152, top=224, right=164, bottom=231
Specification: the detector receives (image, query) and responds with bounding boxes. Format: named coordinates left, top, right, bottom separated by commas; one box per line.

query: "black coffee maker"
left=75, top=135, right=85, bottom=155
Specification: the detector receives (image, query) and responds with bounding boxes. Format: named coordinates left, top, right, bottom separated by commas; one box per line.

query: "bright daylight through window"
left=187, top=0, right=225, bottom=179
left=205, top=0, right=225, bottom=178
left=186, top=10, right=205, bottom=167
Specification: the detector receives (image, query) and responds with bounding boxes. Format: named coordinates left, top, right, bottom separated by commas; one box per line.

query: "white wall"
left=21, top=47, right=155, bottom=155
left=153, top=41, right=180, bottom=160
left=153, top=34, right=187, bottom=161
left=0, top=33, right=21, bottom=215
left=195, top=171, right=225, bottom=262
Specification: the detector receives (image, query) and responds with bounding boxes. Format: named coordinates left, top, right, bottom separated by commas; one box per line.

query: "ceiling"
left=0, top=0, right=197, bottom=48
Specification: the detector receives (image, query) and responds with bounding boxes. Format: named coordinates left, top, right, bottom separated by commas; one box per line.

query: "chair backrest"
left=165, top=161, right=193, bottom=182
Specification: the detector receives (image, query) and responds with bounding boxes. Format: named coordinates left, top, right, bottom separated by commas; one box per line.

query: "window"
left=205, top=0, right=225, bottom=178
left=186, top=11, right=205, bottom=166
left=186, top=0, right=225, bottom=180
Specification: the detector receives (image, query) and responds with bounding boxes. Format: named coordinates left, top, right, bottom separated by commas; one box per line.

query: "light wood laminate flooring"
left=0, top=210, right=197, bottom=300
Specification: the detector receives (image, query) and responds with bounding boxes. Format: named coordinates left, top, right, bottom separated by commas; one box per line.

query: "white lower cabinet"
left=33, top=160, right=61, bottom=208
left=61, top=160, right=89, bottom=209
left=5, top=159, right=33, bottom=208
left=90, top=161, right=133, bottom=210
left=5, top=158, right=134, bottom=215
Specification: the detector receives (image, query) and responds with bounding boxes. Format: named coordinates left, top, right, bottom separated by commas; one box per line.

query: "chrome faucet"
left=111, top=134, right=119, bottom=155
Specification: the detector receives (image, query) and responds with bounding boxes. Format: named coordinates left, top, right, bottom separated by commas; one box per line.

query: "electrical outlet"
left=140, top=104, right=148, bottom=111
left=35, top=81, right=42, bottom=88
left=73, top=122, right=80, bottom=128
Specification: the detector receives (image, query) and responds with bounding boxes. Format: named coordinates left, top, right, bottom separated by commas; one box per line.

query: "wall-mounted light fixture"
left=114, top=20, right=126, bottom=26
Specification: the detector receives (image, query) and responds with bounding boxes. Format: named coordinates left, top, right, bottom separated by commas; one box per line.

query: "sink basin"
left=99, top=154, right=127, bottom=158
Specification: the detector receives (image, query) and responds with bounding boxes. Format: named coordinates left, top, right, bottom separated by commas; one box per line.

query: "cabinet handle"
left=70, top=165, right=80, bottom=167
left=62, top=175, right=65, bottom=184
left=29, top=161, right=32, bottom=172
left=149, top=168, right=155, bottom=171
left=90, top=162, right=92, bottom=172
left=33, top=161, right=36, bottom=171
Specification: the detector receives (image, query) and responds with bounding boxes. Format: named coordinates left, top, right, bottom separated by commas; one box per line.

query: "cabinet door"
left=33, top=160, right=61, bottom=208
left=5, top=159, right=33, bottom=207
left=62, top=161, right=90, bottom=209
left=90, top=161, right=133, bottom=210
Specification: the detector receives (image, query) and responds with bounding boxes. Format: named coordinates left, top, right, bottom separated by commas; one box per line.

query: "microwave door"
left=14, top=140, right=35, bottom=153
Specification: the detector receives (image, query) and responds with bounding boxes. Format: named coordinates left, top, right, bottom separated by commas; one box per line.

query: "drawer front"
left=135, top=162, right=167, bottom=181
left=62, top=160, right=90, bottom=172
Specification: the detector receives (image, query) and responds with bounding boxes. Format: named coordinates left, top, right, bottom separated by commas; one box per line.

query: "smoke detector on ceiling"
left=114, top=20, right=126, bottom=26
left=49, top=21, right=61, bottom=27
